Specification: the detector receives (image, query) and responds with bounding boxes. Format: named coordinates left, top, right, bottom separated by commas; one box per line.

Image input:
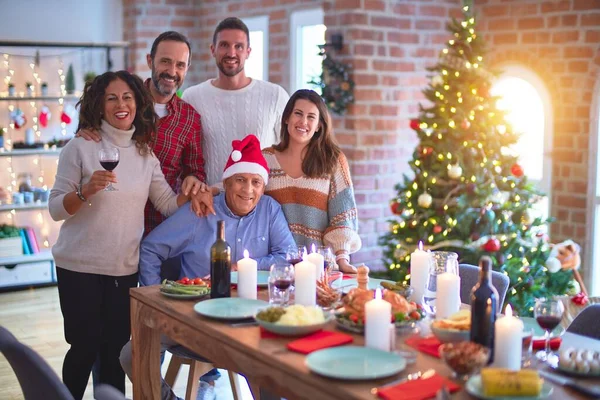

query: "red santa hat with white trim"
left=222, top=134, right=269, bottom=184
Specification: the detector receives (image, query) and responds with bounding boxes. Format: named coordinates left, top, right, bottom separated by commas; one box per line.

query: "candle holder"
left=422, top=251, right=458, bottom=317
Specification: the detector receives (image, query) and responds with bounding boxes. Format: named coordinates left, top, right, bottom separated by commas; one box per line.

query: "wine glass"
left=533, top=297, right=564, bottom=362
left=98, top=147, right=120, bottom=191
left=285, top=244, right=306, bottom=266
left=268, top=262, right=294, bottom=306
left=318, top=246, right=336, bottom=272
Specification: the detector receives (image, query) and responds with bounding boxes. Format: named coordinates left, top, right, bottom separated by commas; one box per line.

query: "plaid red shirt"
left=144, top=85, right=205, bottom=236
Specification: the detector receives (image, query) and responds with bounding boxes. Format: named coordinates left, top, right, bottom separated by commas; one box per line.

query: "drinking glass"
left=99, top=147, right=120, bottom=191
left=422, top=251, right=459, bottom=318
left=285, top=244, right=306, bottom=266
left=318, top=246, right=336, bottom=272
left=268, top=262, right=294, bottom=306
left=521, top=327, right=534, bottom=367
left=533, top=297, right=564, bottom=361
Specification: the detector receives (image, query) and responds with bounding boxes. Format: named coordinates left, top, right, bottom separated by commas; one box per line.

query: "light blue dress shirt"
left=139, top=193, right=295, bottom=286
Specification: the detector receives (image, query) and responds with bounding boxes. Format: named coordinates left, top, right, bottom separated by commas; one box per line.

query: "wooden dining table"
left=130, top=286, right=600, bottom=399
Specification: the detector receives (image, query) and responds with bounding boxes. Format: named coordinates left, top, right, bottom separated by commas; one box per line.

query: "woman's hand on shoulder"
left=81, top=170, right=117, bottom=198
left=76, top=129, right=102, bottom=142
left=190, top=189, right=215, bottom=217
left=337, top=258, right=357, bottom=274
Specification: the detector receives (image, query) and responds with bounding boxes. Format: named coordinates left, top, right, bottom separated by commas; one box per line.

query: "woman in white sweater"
left=49, top=71, right=189, bottom=399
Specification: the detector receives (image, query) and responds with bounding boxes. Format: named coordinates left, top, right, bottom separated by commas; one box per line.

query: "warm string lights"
left=57, top=57, right=67, bottom=136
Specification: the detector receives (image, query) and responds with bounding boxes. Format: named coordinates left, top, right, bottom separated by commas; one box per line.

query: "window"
left=242, top=16, right=269, bottom=81
left=588, top=81, right=600, bottom=295
left=290, top=8, right=326, bottom=93
left=491, top=66, right=553, bottom=220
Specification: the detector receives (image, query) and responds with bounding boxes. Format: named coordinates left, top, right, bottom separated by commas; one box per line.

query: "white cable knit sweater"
left=182, top=79, right=289, bottom=185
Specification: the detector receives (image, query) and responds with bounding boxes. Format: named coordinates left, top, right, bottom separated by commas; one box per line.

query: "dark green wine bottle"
left=470, top=256, right=498, bottom=363
left=210, top=220, right=231, bottom=298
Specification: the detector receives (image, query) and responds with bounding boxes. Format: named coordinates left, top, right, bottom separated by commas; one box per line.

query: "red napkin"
left=532, top=336, right=562, bottom=351
left=376, top=373, right=461, bottom=400
left=343, top=274, right=354, bottom=280
left=260, top=327, right=281, bottom=339
left=287, top=330, right=353, bottom=354
left=405, top=335, right=442, bottom=358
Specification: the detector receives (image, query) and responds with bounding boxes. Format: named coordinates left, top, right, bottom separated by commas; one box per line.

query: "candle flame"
left=375, top=288, right=382, bottom=300
left=418, top=241, right=423, bottom=251
left=311, top=243, right=316, bottom=253
left=505, top=304, right=512, bottom=318
left=243, top=249, right=249, bottom=258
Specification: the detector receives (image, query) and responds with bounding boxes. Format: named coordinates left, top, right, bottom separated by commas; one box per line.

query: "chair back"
left=459, top=263, right=510, bottom=308
left=0, top=325, right=75, bottom=400
left=566, top=304, right=600, bottom=339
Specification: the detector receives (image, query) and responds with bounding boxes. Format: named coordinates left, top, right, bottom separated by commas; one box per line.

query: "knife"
left=539, top=369, right=600, bottom=398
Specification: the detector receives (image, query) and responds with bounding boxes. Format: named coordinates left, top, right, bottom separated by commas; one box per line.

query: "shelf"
left=0, top=251, right=53, bottom=265
left=0, top=202, right=48, bottom=212
left=0, top=40, right=129, bottom=49
left=0, top=94, right=80, bottom=102
left=0, top=148, right=62, bottom=157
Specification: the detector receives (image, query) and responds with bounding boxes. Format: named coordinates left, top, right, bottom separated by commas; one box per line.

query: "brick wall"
left=477, top=0, right=600, bottom=279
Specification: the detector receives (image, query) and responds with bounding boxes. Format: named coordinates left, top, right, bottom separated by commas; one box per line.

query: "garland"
left=309, top=50, right=355, bottom=115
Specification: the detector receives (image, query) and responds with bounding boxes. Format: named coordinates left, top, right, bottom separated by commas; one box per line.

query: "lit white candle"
left=365, top=288, right=392, bottom=352
left=493, top=305, right=523, bottom=370
left=294, top=255, right=316, bottom=306
left=237, top=249, right=257, bottom=299
left=436, top=272, right=461, bottom=319
left=409, top=242, right=430, bottom=303
left=304, top=244, right=325, bottom=278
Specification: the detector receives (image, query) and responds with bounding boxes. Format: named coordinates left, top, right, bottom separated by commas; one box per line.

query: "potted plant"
left=41, top=82, right=48, bottom=96
left=0, top=223, right=23, bottom=257
left=84, top=72, right=96, bottom=85
left=8, top=83, right=15, bottom=97
left=65, top=64, right=75, bottom=95
left=25, top=82, right=33, bottom=97
left=0, top=126, right=4, bottom=149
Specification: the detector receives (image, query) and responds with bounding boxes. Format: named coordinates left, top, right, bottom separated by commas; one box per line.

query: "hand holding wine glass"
left=98, top=147, right=120, bottom=191
left=534, top=297, right=564, bottom=362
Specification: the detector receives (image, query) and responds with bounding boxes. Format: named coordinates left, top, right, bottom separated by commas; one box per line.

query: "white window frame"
left=242, top=15, right=269, bottom=81
left=290, top=8, right=324, bottom=93
left=586, top=79, right=600, bottom=296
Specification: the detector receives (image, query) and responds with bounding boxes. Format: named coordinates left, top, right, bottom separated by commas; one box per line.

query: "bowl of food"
left=254, top=305, right=333, bottom=336
left=440, top=341, right=490, bottom=381
left=430, top=310, right=471, bottom=343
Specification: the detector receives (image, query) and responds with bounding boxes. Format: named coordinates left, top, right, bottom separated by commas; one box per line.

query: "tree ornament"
left=420, top=146, right=433, bottom=157
left=522, top=209, right=533, bottom=225
left=431, top=75, right=444, bottom=86
left=433, top=225, right=442, bottom=234
left=471, top=232, right=480, bottom=241
left=39, top=106, right=51, bottom=128
left=10, top=108, right=27, bottom=129
left=60, top=111, right=72, bottom=125
left=65, top=64, right=75, bottom=95
left=466, top=183, right=477, bottom=195
left=417, top=192, right=432, bottom=208
left=390, top=202, right=402, bottom=215
left=461, top=118, right=471, bottom=129
left=511, top=163, right=524, bottom=178
left=410, top=119, right=420, bottom=130
left=482, top=237, right=501, bottom=252
left=545, top=257, right=561, bottom=273
left=448, top=164, right=462, bottom=179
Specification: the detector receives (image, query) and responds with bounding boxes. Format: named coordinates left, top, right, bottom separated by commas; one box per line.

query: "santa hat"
left=222, top=134, right=269, bottom=184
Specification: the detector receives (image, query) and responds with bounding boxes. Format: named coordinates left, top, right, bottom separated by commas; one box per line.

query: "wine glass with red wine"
left=533, top=297, right=564, bottom=361
left=285, top=244, right=307, bottom=266
left=98, top=147, right=120, bottom=191
left=268, top=262, right=294, bottom=306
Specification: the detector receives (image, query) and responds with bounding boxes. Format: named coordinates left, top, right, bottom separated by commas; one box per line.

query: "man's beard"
left=217, top=57, right=244, bottom=77
left=151, top=69, right=180, bottom=97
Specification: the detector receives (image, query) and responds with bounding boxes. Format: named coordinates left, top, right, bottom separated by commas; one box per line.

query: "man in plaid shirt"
left=78, top=31, right=206, bottom=236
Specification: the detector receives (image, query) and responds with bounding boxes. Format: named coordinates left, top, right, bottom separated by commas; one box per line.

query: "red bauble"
left=511, top=163, right=524, bottom=178
left=390, top=202, right=402, bottom=215
left=410, top=119, right=420, bottom=130
left=433, top=225, right=442, bottom=234
left=461, top=119, right=471, bottom=129
left=482, top=237, right=501, bottom=252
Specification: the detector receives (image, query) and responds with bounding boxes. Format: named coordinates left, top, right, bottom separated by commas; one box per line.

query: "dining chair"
left=566, top=304, right=600, bottom=339
left=165, top=347, right=241, bottom=400
left=0, top=325, right=124, bottom=400
left=458, top=263, right=510, bottom=308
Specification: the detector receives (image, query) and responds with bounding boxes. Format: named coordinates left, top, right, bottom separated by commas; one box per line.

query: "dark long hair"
left=76, top=70, right=156, bottom=155
left=273, top=89, right=341, bottom=177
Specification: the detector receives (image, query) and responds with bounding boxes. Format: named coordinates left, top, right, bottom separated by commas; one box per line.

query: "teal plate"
left=521, top=317, right=564, bottom=338
left=336, top=278, right=395, bottom=294
left=231, top=271, right=270, bottom=287
left=465, top=374, right=553, bottom=399
left=194, top=298, right=268, bottom=320
left=305, top=346, right=406, bottom=380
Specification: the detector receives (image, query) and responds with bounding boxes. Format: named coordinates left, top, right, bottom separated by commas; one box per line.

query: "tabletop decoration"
left=295, top=254, right=317, bottom=306
left=492, top=305, right=523, bottom=370
left=436, top=271, right=461, bottom=319
left=376, top=372, right=461, bottom=400
left=237, top=249, right=257, bottom=299
left=365, top=288, right=392, bottom=351
left=409, top=241, right=430, bottom=303
left=304, top=244, right=325, bottom=278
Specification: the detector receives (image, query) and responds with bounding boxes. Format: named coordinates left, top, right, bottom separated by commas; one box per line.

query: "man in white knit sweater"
left=183, top=17, right=289, bottom=186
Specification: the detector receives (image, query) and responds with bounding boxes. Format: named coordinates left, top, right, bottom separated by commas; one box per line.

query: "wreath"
left=309, top=48, right=355, bottom=115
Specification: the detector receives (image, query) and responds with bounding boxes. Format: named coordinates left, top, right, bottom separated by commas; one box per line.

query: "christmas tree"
left=378, top=4, right=573, bottom=316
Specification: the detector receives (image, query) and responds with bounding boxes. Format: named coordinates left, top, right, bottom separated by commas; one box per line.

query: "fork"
left=370, top=368, right=435, bottom=395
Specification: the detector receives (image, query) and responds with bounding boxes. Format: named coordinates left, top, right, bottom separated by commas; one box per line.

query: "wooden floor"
left=0, top=286, right=251, bottom=399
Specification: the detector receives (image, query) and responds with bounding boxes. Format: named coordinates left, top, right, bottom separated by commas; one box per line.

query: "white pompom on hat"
left=222, top=134, right=269, bottom=184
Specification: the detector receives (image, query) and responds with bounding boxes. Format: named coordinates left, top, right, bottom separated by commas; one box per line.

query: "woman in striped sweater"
left=262, top=89, right=361, bottom=273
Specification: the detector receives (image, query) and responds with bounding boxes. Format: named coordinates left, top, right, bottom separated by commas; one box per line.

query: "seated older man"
left=120, top=134, right=295, bottom=400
